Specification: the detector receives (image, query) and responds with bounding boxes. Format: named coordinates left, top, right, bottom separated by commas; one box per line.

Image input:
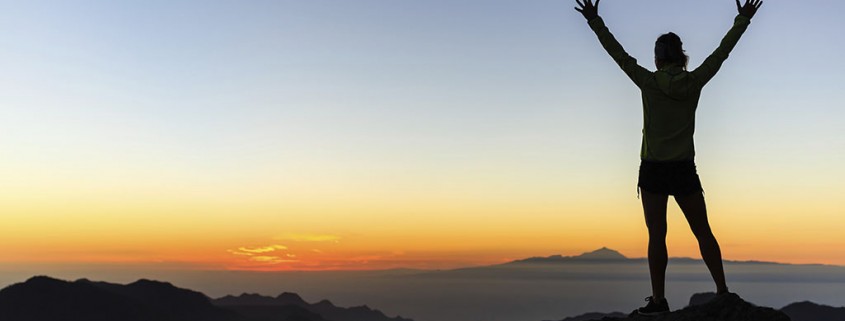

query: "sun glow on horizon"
left=2, top=0, right=844, bottom=275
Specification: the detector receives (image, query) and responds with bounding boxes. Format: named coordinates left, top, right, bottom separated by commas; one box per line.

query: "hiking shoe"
left=637, top=296, right=670, bottom=316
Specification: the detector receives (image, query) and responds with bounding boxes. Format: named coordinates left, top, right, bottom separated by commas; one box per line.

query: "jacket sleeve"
left=691, top=15, right=751, bottom=86
left=588, top=17, right=652, bottom=87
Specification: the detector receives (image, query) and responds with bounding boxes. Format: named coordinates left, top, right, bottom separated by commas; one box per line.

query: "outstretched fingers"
left=736, top=0, right=763, bottom=18
left=574, top=0, right=599, bottom=20
left=595, top=0, right=601, bottom=9
left=743, top=0, right=763, bottom=10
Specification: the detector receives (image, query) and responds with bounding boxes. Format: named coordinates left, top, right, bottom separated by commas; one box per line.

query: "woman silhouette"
left=574, top=0, right=763, bottom=315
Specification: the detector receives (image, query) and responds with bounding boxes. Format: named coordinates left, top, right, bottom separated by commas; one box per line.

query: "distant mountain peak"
left=573, top=247, right=627, bottom=260
left=25, top=275, right=65, bottom=283
left=239, top=293, right=268, bottom=298
left=127, top=279, right=175, bottom=288
left=234, top=293, right=274, bottom=300
left=277, top=291, right=307, bottom=305
left=214, top=293, right=281, bottom=306
left=314, top=299, right=336, bottom=308
left=510, top=247, right=628, bottom=264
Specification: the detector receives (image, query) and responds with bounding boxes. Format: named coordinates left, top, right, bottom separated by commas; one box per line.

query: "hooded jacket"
left=587, top=15, right=751, bottom=161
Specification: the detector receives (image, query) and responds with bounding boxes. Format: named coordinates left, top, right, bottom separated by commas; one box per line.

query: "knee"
left=646, top=224, right=667, bottom=239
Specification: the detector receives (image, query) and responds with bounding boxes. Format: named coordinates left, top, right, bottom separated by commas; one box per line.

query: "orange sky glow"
left=2, top=1, right=844, bottom=275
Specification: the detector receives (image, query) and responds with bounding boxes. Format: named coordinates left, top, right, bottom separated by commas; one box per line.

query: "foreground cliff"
left=596, top=293, right=790, bottom=321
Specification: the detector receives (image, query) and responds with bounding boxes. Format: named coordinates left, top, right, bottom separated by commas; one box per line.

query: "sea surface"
left=3, top=260, right=844, bottom=321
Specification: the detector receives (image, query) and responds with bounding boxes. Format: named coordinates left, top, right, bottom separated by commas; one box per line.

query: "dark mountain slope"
left=0, top=276, right=237, bottom=321
left=214, top=292, right=413, bottom=321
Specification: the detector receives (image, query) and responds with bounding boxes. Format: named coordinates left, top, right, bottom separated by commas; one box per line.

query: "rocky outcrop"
left=594, top=293, right=790, bottom=321
left=781, top=301, right=845, bottom=321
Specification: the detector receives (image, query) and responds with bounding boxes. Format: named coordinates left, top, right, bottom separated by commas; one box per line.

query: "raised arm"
left=575, top=0, right=651, bottom=87
left=691, top=0, right=763, bottom=85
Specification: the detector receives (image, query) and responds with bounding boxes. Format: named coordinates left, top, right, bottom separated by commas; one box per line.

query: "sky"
left=1, top=0, right=844, bottom=273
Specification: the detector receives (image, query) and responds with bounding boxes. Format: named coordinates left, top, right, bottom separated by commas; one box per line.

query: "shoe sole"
left=637, top=310, right=669, bottom=317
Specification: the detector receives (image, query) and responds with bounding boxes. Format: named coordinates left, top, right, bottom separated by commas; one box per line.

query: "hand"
left=736, top=0, right=763, bottom=19
left=575, top=0, right=600, bottom=21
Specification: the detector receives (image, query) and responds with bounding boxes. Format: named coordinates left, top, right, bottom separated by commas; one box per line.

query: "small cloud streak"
left=249, top=256, right=299, bottom=264
left=237, top=245, right=287, bottom=253
left=228, top=234, right=477, bottom=271
left=227, top=249, right=254, bottom=256
left=227, top=244, right=287, bottom=257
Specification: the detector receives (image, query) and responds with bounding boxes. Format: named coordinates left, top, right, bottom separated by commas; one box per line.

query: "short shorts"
left=637, top=159, right=703, bottom=196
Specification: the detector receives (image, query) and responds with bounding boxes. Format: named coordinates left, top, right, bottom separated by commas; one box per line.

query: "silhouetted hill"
left=513, top=247, right=628, bottom=264
left=216, top=293, right=294, bottom=306
left=0, top=276, right=238, bottom=321
left=507, top=247, right=812, bottom=267
left=213, top=293, right=413, bottom=321
left=0, top=276, right=407, bottom=321
left=277, top=292, right=309, bottom=306
left=213, top=293, right=327, bottom=321
left=781, top=301, right=845, bottom=321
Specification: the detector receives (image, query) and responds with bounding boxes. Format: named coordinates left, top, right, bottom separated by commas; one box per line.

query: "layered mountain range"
left=0, top=276, right=410, bottom=321
left=1, top=248, right=843, bottom=321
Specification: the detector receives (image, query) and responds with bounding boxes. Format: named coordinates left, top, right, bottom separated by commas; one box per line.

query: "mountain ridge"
left=780, top=301, right=845, bottom=321
left=504, top=247, right=844, bottom=268
left=0, top=275, right=237, bottom=321
left=213, top=292, right=413, bottom=321
left=512, top=247, right=628, bottom=264
left=2, top=275, right=843, bottom=321
left=0, top=276, right=411, bottom=321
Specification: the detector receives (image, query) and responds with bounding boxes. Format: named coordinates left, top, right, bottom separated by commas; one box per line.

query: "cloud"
left=227, top=249, right=255, bottom=256
left=238, top=245, right=287, bottom=253
left=274, top=233, right=341, bottom=243
left=227, top=244, right=287, bottom=257
left=249, top=256, right=299, bottom=264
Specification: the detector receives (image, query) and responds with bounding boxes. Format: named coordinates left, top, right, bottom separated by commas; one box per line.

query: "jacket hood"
left=655, top=65, right=694, bottom=99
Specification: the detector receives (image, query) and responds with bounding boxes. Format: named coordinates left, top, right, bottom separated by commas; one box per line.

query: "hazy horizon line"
left=4, top=247, right=844, bottom=274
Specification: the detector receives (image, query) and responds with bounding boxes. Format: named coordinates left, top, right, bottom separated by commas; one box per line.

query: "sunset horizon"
left=3, top=243, right=844, bottom=274
left=2, top=1, right=843, bottom=320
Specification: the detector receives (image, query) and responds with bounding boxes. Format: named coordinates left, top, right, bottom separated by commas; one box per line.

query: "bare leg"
left=675, top=192, right=729, bottom=294
left=641, top=189, right=669, bottom=299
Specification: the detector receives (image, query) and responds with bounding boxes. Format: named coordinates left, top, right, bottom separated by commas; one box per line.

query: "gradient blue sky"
left=2, top=1, right=844, bottom=269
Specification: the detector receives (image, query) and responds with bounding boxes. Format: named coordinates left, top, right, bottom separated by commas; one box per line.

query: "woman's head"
left=654, top=32, right=688, bottom=70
